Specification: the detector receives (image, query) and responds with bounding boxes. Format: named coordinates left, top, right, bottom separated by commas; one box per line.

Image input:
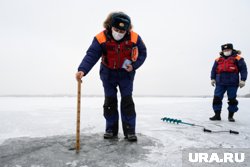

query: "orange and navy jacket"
left=211, top=50, right=248, bottom=86
left=78, top=30, right=147, bottom=75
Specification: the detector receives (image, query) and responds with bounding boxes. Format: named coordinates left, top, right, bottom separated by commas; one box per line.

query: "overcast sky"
left=0, top=0, right=249, bottom=96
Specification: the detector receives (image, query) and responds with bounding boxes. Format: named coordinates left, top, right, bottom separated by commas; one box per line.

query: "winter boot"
left=125, top=134, right=137, bottom=142
left=103, top=131, right=118, bottom=139
left=209, top=111, right=221, bottom=121
left=228, top=112, right=235, bottom=122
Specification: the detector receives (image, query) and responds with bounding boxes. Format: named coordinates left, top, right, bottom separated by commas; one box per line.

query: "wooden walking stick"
left=76, top=79, right=82, bottom=153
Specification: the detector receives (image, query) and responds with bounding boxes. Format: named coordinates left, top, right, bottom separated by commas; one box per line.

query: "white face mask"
left=223, top=51, right=232, bottom=56
left=112, top=29, right=126, bottom=41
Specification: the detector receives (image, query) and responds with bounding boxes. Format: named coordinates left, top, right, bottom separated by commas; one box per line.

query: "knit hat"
left=221, top=43, right=233, bottom=51
left=111, top=13, right=131, bottom=31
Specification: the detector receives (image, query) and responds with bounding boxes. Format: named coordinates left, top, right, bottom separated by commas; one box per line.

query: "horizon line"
left=0, top=94, right=249, bottom=98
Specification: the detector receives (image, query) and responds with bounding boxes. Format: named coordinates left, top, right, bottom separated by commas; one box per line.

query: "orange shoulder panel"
left=130, top=31, right=138, bottom=44
left=235, top=55, right=242, bottom=61
left=215, top=57, right=220, bottom=62
left=95, top=31, right=106, bottom=44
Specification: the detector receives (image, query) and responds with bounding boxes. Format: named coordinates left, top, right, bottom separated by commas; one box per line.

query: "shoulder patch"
left=235, top=55, right=242, bottom=61
left=95, top=31, right=106, bottom=44
left=215, top=57, right=221, bottom=62
left=130, top=31, right=138, bottom=44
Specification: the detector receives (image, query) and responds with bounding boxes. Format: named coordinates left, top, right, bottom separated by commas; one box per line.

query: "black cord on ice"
left=203, top=128, right=239, bottom=134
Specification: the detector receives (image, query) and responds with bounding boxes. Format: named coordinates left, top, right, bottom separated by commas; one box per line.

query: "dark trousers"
left=213, top=85, right=239, bottom=113
left=100, top=65, right=136, bottom=136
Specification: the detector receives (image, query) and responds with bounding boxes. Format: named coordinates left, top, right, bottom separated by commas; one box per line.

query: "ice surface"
left=0, top=133, right=161, bottom=167
left=0, top=97, right=250, bottom=166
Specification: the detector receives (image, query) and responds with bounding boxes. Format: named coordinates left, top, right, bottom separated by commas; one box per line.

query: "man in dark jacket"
left=210, top=43, right=247, bottom=122
left=75, top=12, right=147, bottom=141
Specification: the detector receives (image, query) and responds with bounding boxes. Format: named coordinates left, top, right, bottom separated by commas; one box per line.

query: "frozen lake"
left=0, top=97, right=250, bottom=166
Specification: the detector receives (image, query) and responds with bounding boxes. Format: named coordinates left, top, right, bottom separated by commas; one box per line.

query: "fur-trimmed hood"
left=103, top=12, right=133, bottom=31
